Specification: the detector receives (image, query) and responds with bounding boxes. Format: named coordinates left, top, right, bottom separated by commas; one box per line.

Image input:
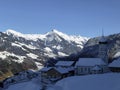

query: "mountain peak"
left=51, top=29, right=58, bottom=32
left=47, top=29, right=64, bottom=35
left=51, top=29, right=63, bottom=34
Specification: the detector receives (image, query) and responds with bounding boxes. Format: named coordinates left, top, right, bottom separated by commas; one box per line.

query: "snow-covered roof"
left=40, top=67, right=69, bottom=74
left=40, top=67, right=52, bottom=72
left=40, top=66, right=73, bottom=74
left=55, top=67, right=69, bottom=74
left=76, top=58, right=106, bottom=66
left=55, top=61, right=75, bottom=66
left=91, top=65, right=101, bottom=70
left=109, top=58, right=120, bottom=67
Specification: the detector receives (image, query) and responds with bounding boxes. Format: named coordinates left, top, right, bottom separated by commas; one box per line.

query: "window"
left=81, top=68, right=83, bottom=72
left=85, top=68, right=87, bottom=71
left=88, top=68, right=90, bottom=72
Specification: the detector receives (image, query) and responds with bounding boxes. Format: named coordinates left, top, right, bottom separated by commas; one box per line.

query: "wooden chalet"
left=55, top=60, right=75, bottom=75
left=41, top=67, right=70, bottom=82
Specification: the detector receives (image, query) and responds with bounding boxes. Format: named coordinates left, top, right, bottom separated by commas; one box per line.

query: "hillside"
left=0, top=29, right=88, bottom=80
left=80, top=33, right=120, bottom=62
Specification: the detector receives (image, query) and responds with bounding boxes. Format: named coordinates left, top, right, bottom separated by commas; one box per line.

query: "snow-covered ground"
left=5, top=73, right=120, bottom=90
left=47, top=73, right=120, bottom=90
left=5, top=77, right=42, bottom=90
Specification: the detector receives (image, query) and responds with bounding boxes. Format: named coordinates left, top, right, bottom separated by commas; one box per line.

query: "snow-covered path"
left=47, top=73, right=120, bottom=90
left=5, top=78, right=41, bottom=90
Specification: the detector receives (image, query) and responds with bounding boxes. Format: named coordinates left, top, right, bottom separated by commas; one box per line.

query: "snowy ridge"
left=5, top=29, right=88, bottom=43
left=6, top=29, right=46, bottom=41
left=46, top=29, right=88, bottom=44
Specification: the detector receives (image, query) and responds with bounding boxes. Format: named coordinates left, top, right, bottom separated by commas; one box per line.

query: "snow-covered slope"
left=0, top=29, right=88, bottom=78
left=5, top=73, right=120, bottom=90
left=47, top=73, right=120, bottom=90
left=6, top=77, right=42, bottom=90
left=80, top=33, right=120, bottom=60
left=4, top=29, right=88, bottom=59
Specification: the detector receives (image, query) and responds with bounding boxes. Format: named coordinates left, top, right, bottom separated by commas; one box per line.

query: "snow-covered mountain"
left=4, top=29, right=88, bottom=58
left=0, top=29, right=88, bottom=79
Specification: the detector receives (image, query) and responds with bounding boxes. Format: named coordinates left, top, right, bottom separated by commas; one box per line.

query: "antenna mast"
left=102, top=28, right=104, bottom=36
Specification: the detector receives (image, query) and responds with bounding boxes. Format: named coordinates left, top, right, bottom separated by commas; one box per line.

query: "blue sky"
left=0, top=0, right=120, bottom=37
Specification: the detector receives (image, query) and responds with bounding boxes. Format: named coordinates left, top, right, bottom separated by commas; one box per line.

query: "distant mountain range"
left=0, top=29, right=88, bottom=79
